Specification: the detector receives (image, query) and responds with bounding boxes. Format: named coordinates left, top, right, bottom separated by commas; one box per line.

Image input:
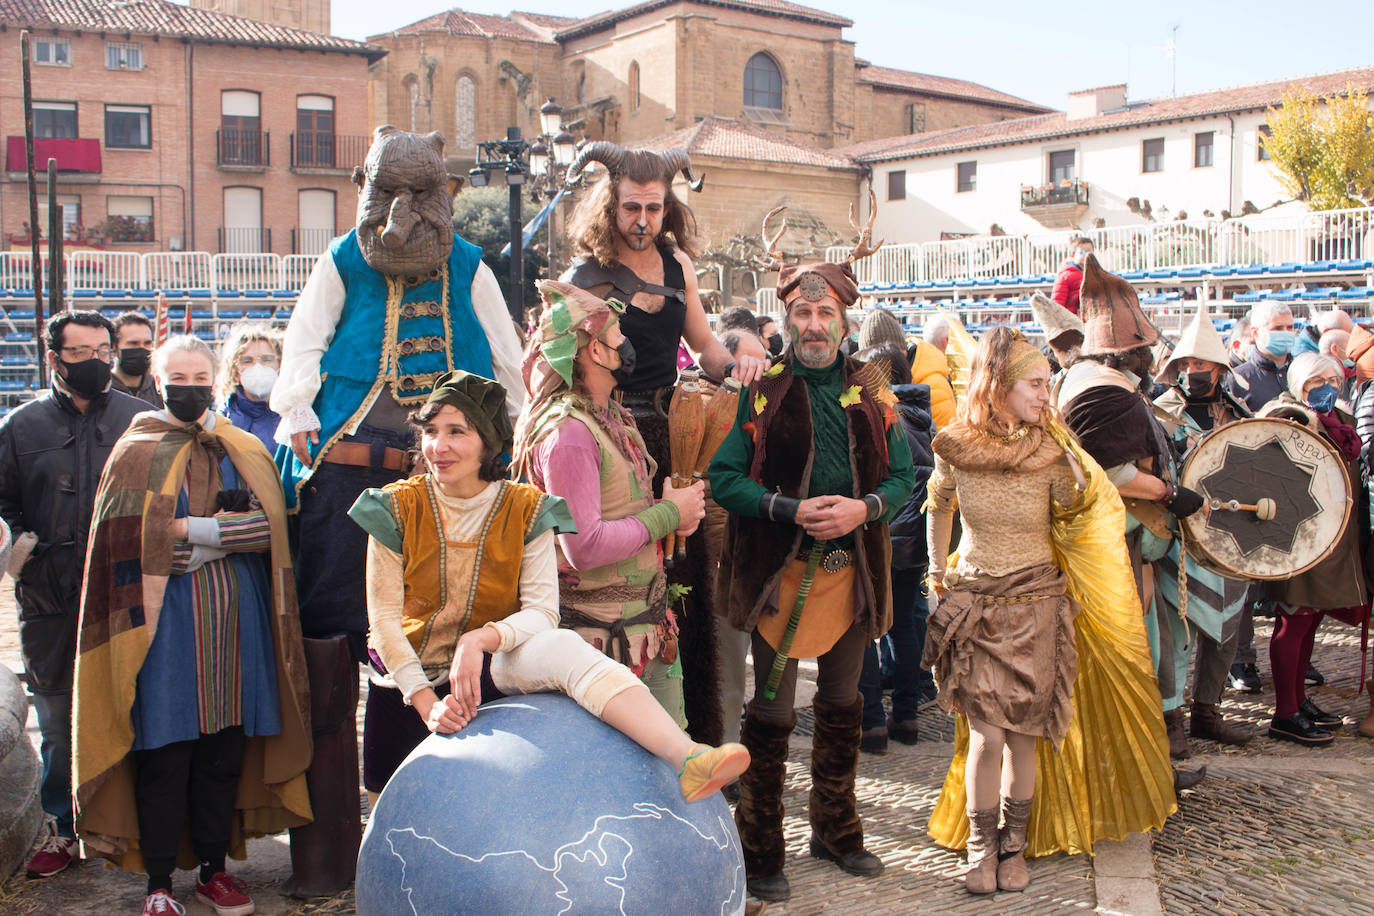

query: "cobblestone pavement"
left=4, top=593, right=1374, bottom=914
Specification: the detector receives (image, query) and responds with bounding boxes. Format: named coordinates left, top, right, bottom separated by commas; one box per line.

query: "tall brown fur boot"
left=1359, top=679, right=1374, bottom=739
left=808, top=695, right=883, bottom=877
left=736, top=705, right=795, bottom=902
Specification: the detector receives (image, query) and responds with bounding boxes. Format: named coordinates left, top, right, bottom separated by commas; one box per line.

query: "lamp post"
left=467, top=99, right=577, bottom=324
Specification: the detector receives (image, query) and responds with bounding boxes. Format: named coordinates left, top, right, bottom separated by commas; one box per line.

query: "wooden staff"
left=664, top=370, right=706, bottom=562
left=672, top=377, right=742, bottom=562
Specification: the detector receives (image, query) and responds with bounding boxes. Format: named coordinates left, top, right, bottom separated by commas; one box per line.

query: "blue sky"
left=330, top=0, right=1371, bottom=110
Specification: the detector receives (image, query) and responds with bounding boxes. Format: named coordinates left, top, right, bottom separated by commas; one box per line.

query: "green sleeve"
left=876, top=418, right=915, bottom=523
left=707, top=386, right=769, bottom=518
left=527, top=494, right=577, bottom=543
left=347, top=488, right=403, bottom=554
left=634, top=501, right=681, bottom=541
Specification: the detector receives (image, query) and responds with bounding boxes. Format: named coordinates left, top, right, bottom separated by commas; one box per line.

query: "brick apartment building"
left=0, top=0, right=383, bottom=259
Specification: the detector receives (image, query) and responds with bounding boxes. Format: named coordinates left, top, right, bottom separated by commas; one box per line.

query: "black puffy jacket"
left=0, top=386, right=147, bottom=692
left=888, top=383, right=936, bottom=571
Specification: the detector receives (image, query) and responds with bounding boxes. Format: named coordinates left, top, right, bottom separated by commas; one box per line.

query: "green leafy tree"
left=1265, top=83, right=1374, bottom=210
left=451, top=186, right=549, bottom=319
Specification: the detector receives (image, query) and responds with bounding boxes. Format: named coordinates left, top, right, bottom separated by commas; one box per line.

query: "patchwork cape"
left=73, top=412, right=312, bottom=870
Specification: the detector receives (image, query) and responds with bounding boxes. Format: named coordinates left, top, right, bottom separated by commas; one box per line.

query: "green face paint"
left=825, top=319, right=844, bottom=345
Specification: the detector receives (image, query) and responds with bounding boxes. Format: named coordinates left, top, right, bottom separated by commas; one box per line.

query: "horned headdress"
left=564, top=141, right=705, bottom=192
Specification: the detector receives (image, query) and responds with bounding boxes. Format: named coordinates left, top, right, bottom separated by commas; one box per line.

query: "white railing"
left=144, top=252, right=213, bottom=291
left=213, top=253, right=281, bottom=291
left=280, top=254, right=318, bottom=291
left=828, top=206, right=1374, bottom=287
left=754, top=287, right=779, bottom=315
left=65, top=251, right=143, bottom=290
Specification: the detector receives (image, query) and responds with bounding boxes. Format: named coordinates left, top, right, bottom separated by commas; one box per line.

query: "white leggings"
left=489, top=628, right=642, bottom=717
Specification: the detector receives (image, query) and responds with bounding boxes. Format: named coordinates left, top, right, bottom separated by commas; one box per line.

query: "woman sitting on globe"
left=349, top=370, right=749, bottom=801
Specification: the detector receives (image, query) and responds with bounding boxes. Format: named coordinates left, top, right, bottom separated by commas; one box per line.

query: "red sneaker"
left=194, top=872, right=255, bottom=916
left=142, top=889, right=186, bottom=916
left=25, top=822, right=79, bottom=878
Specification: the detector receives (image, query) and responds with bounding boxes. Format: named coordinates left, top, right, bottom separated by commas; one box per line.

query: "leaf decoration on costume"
left=762, top=361, right=785, bottom=378
left=742, top=420, right=758, bottom=442
left=839, top=384, right=862, bottom=408
left=753, top=391, right=768, bottom=414
left=666, top=583, right=693, bottom=605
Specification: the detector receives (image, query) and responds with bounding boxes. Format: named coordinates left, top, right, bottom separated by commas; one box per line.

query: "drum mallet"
left=1208, top=497, right=1276, bottom=520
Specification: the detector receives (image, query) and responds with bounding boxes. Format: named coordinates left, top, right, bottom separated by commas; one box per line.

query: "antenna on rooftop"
left=1163, top=23, right=1180, bottom=96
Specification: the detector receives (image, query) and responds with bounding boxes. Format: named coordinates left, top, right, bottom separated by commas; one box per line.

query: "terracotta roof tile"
left=0, top=0, right=380, bottom=56
left=639, top=117, right=859, bottom=171
left=839, top=65, right=1374, bottom=163
left=556, top=0, right=850, bottom=40
left=856, top=64, right=1050, bottom=113
left=387, top=8, right=551, bottom=41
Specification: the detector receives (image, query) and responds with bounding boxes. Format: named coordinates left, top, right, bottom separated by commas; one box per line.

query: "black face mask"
left=767, top=333, right=784, bottom=356
left=118, top=347, right=151, bottom=377
left=1180, top=370, right=1216, bottom=399
left=58, top=357, right=112, bottom=399
left=164, top=384, right=215, bottom=424
left=609, top=339, right=637, bottom=386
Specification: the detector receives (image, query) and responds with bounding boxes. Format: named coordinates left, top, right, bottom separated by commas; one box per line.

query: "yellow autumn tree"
left=1264, top=83, right=1374, bottom=210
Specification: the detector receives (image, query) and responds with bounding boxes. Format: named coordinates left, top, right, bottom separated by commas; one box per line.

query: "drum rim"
left=1178, top=416, right=1352, bottom=581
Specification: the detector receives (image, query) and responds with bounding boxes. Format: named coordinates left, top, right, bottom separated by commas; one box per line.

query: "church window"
left=744, top=53, right=782, bottom=111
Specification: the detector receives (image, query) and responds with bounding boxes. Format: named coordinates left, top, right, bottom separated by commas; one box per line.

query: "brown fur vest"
left=716, top=355, right=894, bottom=638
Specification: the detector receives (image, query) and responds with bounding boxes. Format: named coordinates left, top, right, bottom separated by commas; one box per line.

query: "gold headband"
left=1006, top=337, right=1049, bottom=383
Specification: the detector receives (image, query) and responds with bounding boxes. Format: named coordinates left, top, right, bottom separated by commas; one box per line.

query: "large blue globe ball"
left=356, top=692, right=746, bottom=915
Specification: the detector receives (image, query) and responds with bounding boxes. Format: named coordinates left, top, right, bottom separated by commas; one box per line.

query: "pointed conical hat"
left=1030, top=291, right=1084, bottom=350
left=1160, top=303, right=1230, bottom=383
left=1078, top=253, right=1160, bottom=355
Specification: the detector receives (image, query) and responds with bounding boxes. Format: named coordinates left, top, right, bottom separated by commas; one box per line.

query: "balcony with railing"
left=290, top=133, right=368, bottom=173
left=1020, top=179, right=1091, bottom=229
left=218, top=227, right=271, bottom=254
left=5, top=136, right=102, bottom=177
left=216, top=128, right=269, bottom=169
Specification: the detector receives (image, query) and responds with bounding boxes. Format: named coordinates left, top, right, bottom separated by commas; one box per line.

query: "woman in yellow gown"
left=923, top=326, right=1175, bottom=895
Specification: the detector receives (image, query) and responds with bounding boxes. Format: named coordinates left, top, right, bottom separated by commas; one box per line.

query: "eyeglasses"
left=61, top=345, right=113, bottom=362
left=237, top=353, right=280, bottom=367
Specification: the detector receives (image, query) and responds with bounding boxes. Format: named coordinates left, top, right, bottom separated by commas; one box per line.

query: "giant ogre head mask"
left=352, top=126, right=463, bottom=276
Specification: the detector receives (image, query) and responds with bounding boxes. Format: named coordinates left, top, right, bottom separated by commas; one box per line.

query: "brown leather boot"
left=1359, top=680, right=1374, bottom=739
left=996, top=797, right=1032, bottom=892
left=1163, top=708, right=1189, bottom=759
left=1190, top=702, right=1252, bottom=746
left=964, top=806, right=1000, bottom=894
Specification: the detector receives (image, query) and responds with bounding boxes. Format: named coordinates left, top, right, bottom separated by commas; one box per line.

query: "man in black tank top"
left=560, top=145, right=769, bottom=746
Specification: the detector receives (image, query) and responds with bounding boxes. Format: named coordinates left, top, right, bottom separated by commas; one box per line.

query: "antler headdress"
left=564, top=141, right=705, bottom=191
left=768, top=190, right=883, bottom=309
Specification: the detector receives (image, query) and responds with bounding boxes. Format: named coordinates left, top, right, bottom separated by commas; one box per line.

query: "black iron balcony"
left=217, top=128, right=269, bottom=168
left=289, top=132, right=368, bottom=171
left=218, top=226, right=272, bottom=254
left=1020, top=179, right=1090, bottom=229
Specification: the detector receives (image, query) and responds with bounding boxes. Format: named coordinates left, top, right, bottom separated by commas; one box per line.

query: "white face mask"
left=240, top=363, right=278, bottom=398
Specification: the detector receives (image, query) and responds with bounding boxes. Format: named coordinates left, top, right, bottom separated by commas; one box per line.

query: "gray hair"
left=151, top=334, right=217, bottom=382
left=923, top=315, right=950, bottom=350
left=1228, top=313, right=1252, bottom=347
left=1285, top=351, right=1342, bottom=400
left=1316, top=308, right=1354, bottom=334
left=1250, top=300, right=1292, bottom=329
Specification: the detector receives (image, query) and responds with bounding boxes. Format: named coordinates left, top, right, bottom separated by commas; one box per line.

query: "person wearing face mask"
left=1050, top=235, right=1094, bottom=315
left=1255, top=352, right=1370, bottom=746
left=757, top=316, right=784, bottom=360
left=514, top=280, right=706, bottom=727
left=217, top=323, right=284, bottom=452
left=73, top=335, right=312, bottom=916
left=1227, top=301, right=1295, bottom=413
left=0, top=310, right=146, bottom=879
left=109, top=312, right=164, bottom=409
left=1057, top=254, right=1207, bottom=792
left=1151, top=306, right=1255, bottom=758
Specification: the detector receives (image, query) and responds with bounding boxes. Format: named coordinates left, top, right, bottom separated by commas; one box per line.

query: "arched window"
left=402, top=74, right=419, bottom=132
left=454, top=75, right=476, bottom=151
left=743, top=52, right=782, bottom=110
left=628, top=61, right=640, bottom=111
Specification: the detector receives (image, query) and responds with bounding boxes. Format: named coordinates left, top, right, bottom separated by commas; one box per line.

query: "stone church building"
left=365, top=1, right=1048, bottom=263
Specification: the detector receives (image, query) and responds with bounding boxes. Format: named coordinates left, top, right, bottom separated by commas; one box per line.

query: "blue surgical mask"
left=1305, top=383, right=1338, bottom=414
left=1261, top=329, right=1295, bottom=358
left=1343, top=358, right=1356, bottom=369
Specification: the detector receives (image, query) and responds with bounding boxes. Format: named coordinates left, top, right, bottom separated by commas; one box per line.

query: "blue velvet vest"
left=277, top=229, right=495, bottom=508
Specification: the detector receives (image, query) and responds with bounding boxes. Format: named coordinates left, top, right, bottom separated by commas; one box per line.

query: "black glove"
left=1164, top=484, right=1205, bottom=518
left=215, top=489, right=253, bottom=513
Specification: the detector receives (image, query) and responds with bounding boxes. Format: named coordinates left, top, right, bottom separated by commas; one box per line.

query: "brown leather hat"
left=1078, top=254, right=1160, bottom=355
